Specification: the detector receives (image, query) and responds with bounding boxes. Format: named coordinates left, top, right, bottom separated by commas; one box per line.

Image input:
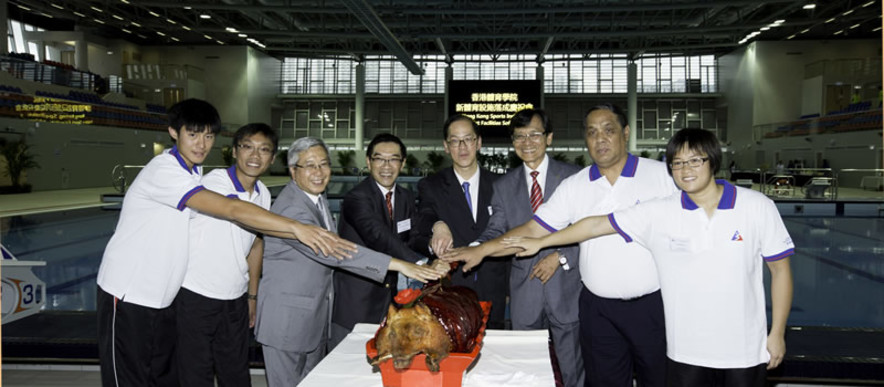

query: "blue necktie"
left=462, top=182, right=472, bottom=212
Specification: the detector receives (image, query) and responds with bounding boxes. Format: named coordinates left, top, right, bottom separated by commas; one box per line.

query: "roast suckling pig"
left=370, top=283, right=485, bottom=372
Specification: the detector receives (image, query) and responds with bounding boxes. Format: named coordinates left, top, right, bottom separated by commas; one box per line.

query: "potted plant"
left=1, top=139, right=40, bottom=193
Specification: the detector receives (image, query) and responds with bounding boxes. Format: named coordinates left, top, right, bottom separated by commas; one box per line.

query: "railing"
left=0, top=56, right=96, bottom=91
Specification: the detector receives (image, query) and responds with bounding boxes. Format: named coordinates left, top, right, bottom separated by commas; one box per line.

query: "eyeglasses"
left=236, top=143, right=275, bottom=156
left=670, top=157, right=709, bottom=170
left=446, top=136, right=477, bottom=148
left=512, top=132, right=546, bottom=144
left=294, top=161, right=332, bottom=171
left=370, top=156, right=402, bottom=166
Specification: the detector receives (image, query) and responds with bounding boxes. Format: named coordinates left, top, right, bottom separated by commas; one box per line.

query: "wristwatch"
left=557, top=250, right=571, bottom=271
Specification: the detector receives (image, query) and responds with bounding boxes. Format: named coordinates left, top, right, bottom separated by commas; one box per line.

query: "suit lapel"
left=476, top=169, right=494, bottom=227
left=365, top=180, right=393, bottom=227
left=510, top=165, right=532, bottom=220
left=544, top=159, right=561, bottom=200
left=443, top=168, right=475, bottom=225
left=291, top=182, right=326, bottom=228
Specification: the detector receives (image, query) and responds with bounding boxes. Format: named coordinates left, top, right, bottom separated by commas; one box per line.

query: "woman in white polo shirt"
left=503, top=128, right=794, bottom=387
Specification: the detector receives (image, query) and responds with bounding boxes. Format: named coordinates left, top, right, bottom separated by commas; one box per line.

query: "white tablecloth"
left=298, top=323, right=555, bottom=387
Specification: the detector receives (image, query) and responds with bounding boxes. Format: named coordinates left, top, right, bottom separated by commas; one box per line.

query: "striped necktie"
left=529, top=171, right=542, bottom=213
left=385, top=191, right=394, bottom=221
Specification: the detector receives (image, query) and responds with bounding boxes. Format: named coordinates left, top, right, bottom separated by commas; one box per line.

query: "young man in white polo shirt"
left=96, top=100, right=355, bottom=387
left=176, top=123, right=278, bottom=386
left=504, top=128, right=795, bottom=387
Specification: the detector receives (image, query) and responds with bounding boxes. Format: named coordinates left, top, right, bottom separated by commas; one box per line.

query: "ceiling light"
left=171, top=37, right=180, bottom=42
left=873, top=26, right=882, bottom=31
left=761, top=27, right=770, bottom=31
left=137, top=34, right=147, bottom=39
left=842, top=10, right=854, bottom=16
left=40, top=13, right=53, bottom=18
left=149, top=11, right=160, bottom=17
left=825, top=18, right=835, bottom=23
left=774, top=20, right=785, bottom=24
left=156, top=31, right=166, bottom=36
left=800, top=28, right=810, bottom=33
left=225, top=27, right=238, bottom=33
left=850, top=23, right=861, bottom=29
left=73, top=11, right=86, bottom=17
left=200, top=14, right=211, bottom=19
left=834, top=30, right=843, bottom=35
left=238, top=33, right=247, bottom=38
left=50, top=3, right=64, bottom=9
left=184, top=6, right=192, bottom=10
left=182, top=26, right=191, bottom=31
left=787, top=34, right=796, bottom=39
left=216, top=40, right=225, bottom=45
left=94, top=19, right=105, bottom=24
left=120, top=0, right=130, bottom=3
left=122, top=28, right=132, bottom=33
left=131, top=22, right=141, bottom=27
left=204, top=34, right=213, bottom=39
left=863, top=1, right=874, bottom=7
left=166, top=19, right=176, bottom=24
left=112, top=14, right=124, bottom=21
left=802, top=4, right=816, bottom=9
left=90, top=6, right=103, bottom=12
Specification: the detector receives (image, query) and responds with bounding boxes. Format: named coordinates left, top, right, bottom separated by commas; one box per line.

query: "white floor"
left=0, top=364, right=868, bottom=387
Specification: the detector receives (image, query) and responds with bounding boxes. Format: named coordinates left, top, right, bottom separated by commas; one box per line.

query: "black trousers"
left=174, top=287, right=251, bottom=387
left=667, top=359, right=767, bottom=387
left=579, top=287, right=667, bottom=387
left=97, top=286, right=178, bottom=387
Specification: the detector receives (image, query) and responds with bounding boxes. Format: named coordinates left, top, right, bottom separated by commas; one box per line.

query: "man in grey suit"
left=441, top=109, right=584, bottom=387
left=254, top=137, right=446, bottom=386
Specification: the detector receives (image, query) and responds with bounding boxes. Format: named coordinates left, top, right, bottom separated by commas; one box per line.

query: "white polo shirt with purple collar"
left=533, top=154, right=678, bottom=299
left=609, top=180, right=795, bottom=368
left=97, top=146, right=206, bottom=309
left=183, top=165, right=270, bottom=300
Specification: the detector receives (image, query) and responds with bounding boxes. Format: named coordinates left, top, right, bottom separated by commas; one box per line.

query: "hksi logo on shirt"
left=731, top=231, right=744, bottom=242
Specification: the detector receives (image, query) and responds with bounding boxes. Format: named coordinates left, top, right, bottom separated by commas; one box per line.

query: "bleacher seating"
left=764, top=102, right=882, bottom=139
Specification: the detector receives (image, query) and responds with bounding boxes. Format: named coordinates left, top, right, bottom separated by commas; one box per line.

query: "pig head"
left=372, top=303, right=453, bottom=372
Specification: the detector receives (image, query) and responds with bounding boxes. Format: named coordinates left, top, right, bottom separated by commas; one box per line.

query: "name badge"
left=669, top=238, right=692, bottom=252
left=397, top=218, right=411, bottom=233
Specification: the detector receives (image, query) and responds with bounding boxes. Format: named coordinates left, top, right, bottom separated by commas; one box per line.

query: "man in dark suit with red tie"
left=414, top=115, right=507, bottom=329
left=330, top=134, right=448, bottom=347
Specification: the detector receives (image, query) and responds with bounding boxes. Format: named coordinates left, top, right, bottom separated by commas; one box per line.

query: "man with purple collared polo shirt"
left=532, top=103, right=677, bottom=386
left=506, top=128, right=794, bottom=387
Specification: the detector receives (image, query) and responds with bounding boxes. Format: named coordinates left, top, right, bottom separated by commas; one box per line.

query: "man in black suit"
left=330, top=134, right=448, bottom=347
left=415, top=114, right=508, bottom=329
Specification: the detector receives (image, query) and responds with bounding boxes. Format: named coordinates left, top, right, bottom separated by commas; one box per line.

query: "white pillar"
left=354, top=63, right=365, bottom=152
left=627, top=61, right=638, bottom=153
left=74, top=39, right=88, bottom=71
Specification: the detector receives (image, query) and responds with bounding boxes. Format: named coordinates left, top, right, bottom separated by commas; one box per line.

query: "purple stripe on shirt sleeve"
left=763, top=248, right=794, bottom=262
left=226, top=194, right=238, bottom=199
left=177, top=185, right=206, bottom=211
left=607, top=213, right=633, bottom=243
left=532, top=215, right=558, bottom=233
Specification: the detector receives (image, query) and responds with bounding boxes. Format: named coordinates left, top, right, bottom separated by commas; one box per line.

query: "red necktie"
left=530, top=171, right=542, bottom=213
left=385, top=191, right=394, bottom=221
